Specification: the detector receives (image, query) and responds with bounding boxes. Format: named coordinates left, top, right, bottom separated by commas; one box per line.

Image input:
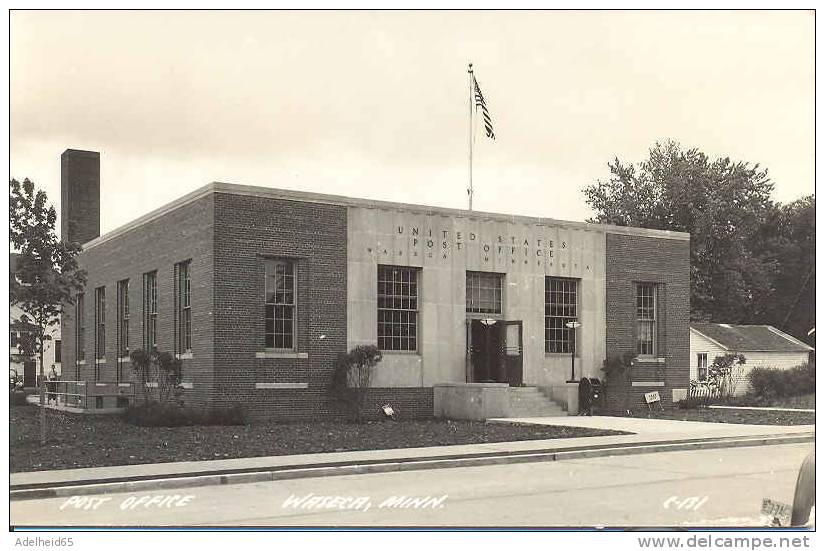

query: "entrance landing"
left=434, top=383, right=566, bottom=421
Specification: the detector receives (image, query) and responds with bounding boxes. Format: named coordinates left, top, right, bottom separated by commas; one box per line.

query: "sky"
left=10, top=10, right=815, bottom=236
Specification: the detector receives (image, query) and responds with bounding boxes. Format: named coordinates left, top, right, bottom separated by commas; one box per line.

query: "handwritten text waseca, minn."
left=282, top=493, right=447, bottom=512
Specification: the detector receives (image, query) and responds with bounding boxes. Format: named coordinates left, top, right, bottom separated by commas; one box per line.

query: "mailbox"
left=578, top=377, right=603, bottom=416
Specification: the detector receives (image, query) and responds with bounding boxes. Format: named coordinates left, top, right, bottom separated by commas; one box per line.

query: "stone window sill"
left=176, top=352, right=193, bottom=360
left=256, top=351, right=308, bottom=359
left=95, top=359, right=106, bottom=365
left=117, top=357, right=131, bottom=363
left=635, top=357, right=666, bottom=364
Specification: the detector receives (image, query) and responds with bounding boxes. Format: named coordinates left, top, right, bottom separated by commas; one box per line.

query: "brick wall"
left=61, top=194, right=215, bottom=410
left=212, top=193, right=436, bottom=421
left=211, top=192, right=348, bottom=420
left=604, top=232, right=690, bottom=413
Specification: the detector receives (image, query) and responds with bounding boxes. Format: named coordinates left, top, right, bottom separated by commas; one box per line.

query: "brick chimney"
left=61, top=149, right=100, bottom=245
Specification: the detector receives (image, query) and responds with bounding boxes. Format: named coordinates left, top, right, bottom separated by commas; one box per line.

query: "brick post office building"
left=60, top=149, right=691, bottom=420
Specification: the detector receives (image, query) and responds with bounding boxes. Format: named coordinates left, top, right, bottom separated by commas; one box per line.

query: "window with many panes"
left=54, top=340, right=62, bottom=364
left=697, top=353, right=708, bottom=381
left=636, top=282, right=657, bottom=356
left=76, top=293, right=85, bottom=372
left=143, top=271, right=157, bottom=350
left=466, top=272, right=502, bottom=314
left=94, top=287, right=105, bottom=379
left=117, top=279, right=129, bottom=358
left=377, top=265, right=419, bottom=352
left=545, top=277, right=578, bottom=354
left=174, top=260, right=192, bottom=355
left=264, top=259, right=296, bottom=350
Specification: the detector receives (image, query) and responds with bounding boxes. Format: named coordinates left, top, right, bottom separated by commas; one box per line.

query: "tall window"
left=377, top=265, right=419, bottom=352
left=174, top=260, right=192, bottom=355
left=697, top=353, right=708, bottom=382
left=76, top=293, right=85, bottom=374
left=94, top=287, right=105, bottom=379
left=466, top=272, right=502, bottom=314
left=143, top=271, right=157, bottom=350
left=545, top=277, right=578, bottom=353
left=636, top=282, right=657, bottom=356
left=10, top=331, right=18, bottom=349
left=117, top=279, right=129, bottom=361
left=54, top=340, right=62, bottom=364
left=264, top=259, right=296, bottom=349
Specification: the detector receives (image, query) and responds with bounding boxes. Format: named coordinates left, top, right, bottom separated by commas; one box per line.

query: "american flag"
left=473, top=76, right=496, bottom=140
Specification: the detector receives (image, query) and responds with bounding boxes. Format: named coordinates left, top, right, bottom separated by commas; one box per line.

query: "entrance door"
left=468, top=319, right=523, bottom=385
left=469, top=319, right=504, bottom=383
left=499, top=320, right=524, bottom=386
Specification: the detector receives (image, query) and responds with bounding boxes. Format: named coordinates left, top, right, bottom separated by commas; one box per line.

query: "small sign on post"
left=644, top=391, right=664, bottom=412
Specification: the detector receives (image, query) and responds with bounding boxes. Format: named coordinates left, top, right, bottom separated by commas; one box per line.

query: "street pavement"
left=11, top=442, right=812, bottom=528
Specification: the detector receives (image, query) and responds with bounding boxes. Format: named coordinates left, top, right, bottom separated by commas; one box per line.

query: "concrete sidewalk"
left=11, top=417, right=813, bottom=498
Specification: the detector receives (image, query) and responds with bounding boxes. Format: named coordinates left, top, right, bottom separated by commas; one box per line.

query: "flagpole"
left=468, top=62, right=474, bottom=211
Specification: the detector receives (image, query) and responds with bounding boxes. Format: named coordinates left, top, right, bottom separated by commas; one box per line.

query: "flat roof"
left=83, top=181, right=691, bottom=250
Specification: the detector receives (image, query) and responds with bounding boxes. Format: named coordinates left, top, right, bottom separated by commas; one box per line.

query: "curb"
left=10, top=432, right=813, bottom=501
left=708, top=405, right=815, bottom=413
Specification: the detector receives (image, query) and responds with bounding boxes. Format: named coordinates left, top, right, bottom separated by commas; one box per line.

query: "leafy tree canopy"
left=9, top=178, right=86, bottom=361
left=584, top=141, right=813, bottom=344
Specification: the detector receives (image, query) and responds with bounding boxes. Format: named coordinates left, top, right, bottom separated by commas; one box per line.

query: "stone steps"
left=504, top=387, right=567, bottom=418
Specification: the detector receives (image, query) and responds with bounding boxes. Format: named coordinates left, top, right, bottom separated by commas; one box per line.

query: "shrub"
left=124, top=401, right=191, bottom=427
left=707, top=353, right=746, bottom=398
left=202, top=404, right=247, bottom=426
left=130, top=348, right=183, bottom=404
left=600, top=351, right=637, bottom=414
left=123, top=401, right=249, bottom=427
left=677, top=397, right=706, bottom=409
left=329, top=345, right=383, bottom=421
left=748, top=362, right=815, bottom=399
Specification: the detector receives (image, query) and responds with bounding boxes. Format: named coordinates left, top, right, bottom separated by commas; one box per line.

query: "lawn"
left=640, top=407, right=815, bottom=426
left=725, top=393, right=815, bottom=410
left=10, top=405, right=628, bottom=473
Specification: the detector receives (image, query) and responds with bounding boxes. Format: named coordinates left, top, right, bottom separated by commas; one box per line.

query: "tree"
left=584, top=140, right=779, bottom=323
left=9, top=178, right=86, bottom=444
left=752, top=196, right=815, bottom=345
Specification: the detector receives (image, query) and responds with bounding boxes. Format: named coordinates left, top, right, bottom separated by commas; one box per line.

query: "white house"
left=690, top=323, right=813, bottom=396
